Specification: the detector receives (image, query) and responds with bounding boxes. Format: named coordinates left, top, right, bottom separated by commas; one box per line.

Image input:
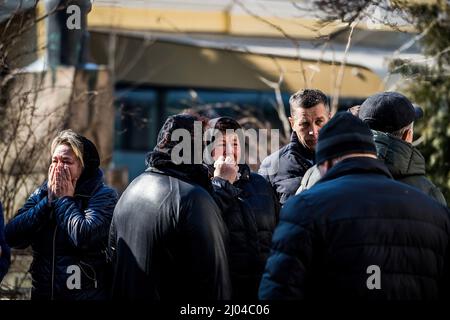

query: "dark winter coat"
left=0, top=202, right=11, bottom=283
left=5, top=169, right=117, bottom=300
left=296, top=131, right=448, bottom=205
left=373, top=130, right=447, bottom=206
left=260, top=157, right=450, bottom=300
left=109, top=151, right=231, bottom=300
left=210, top=164, right=279, bottom=299
left=259, top=132, right=314, bottom=205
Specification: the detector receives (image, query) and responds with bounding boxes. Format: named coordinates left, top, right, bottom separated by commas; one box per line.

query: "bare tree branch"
left=331, top=21, right=357, bottom=115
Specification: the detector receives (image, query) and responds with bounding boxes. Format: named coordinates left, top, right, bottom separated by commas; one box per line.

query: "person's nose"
left=312, top=124, right=321, bottom=138
left=225, top=143, right=234, bottom=158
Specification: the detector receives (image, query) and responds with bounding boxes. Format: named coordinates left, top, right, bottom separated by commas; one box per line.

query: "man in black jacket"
left=109, top=114, right=231, bottom=300
left=359, top=91, right=446, bottom=205
left=258, top=89, right=331, bottom=205
left=259, top=112, right=450, bottom=300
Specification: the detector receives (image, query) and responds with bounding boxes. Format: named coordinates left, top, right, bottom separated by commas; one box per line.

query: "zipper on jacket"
left=48, top=192, right=93, bottom=299
left=79, top=261, right=98, bottom=289
left=51, top=225, right=58, bottom=300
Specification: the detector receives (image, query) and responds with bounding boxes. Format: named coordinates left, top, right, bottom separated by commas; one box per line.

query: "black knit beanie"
left=315, top=112, right=377, bottom=165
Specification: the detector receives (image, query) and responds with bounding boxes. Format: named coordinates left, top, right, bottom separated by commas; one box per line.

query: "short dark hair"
left=210, top=116, right=242, bottom=133
left=289, top=89, right=330, bottom=115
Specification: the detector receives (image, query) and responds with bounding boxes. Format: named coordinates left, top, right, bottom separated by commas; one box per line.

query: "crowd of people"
left=0, top=89, right=449, bottom=300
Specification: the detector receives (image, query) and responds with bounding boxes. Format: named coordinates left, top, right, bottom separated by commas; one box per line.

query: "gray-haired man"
left=358, top=92, right=446, bottom=205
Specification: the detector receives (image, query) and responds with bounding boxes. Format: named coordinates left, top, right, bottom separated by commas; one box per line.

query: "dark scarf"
left=290, top=132, right=315, bottom=163
left=78, top=136, right=100, bottom=184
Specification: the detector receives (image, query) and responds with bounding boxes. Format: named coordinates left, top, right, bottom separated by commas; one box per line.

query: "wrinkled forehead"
left=294, top=104, right=329, bottom=120
left=52, top=144, right=76, bottom=158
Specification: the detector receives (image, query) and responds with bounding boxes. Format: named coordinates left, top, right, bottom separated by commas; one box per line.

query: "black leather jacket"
left=109, top=152, right=231, bottom=300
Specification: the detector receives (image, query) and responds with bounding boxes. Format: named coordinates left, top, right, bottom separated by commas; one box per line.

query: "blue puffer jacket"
left=5, top=169, right=117, bottom=300
left=260, top=158, right=450, bottom=300
left=0, top=202, right=11, bottom=283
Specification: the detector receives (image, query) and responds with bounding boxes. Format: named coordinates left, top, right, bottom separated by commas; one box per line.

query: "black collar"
left=290, top=132, right=315, bottom=163
left=146, top=151, right=212, bottom=192
left=74, top=168, right=104, bottom=196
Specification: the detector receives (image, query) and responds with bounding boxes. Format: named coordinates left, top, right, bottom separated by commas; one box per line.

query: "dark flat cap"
left=359, top=92, right=423, bottom=133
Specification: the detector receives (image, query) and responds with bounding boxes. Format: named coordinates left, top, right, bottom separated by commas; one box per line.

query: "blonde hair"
left=51, top=129, right=85, bottom=168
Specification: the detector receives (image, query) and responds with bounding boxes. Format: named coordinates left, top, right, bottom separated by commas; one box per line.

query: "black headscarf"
left=78, top=135, right=101, bottom=184
left=145, top=114, right=212, bottom=192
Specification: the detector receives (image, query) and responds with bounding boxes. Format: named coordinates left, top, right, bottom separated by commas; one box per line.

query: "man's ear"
left=401, top=129, right=408, bottom=141
left=288, top=116, right=294, bottom=128
left=402, top=127, right=413, bottom=143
